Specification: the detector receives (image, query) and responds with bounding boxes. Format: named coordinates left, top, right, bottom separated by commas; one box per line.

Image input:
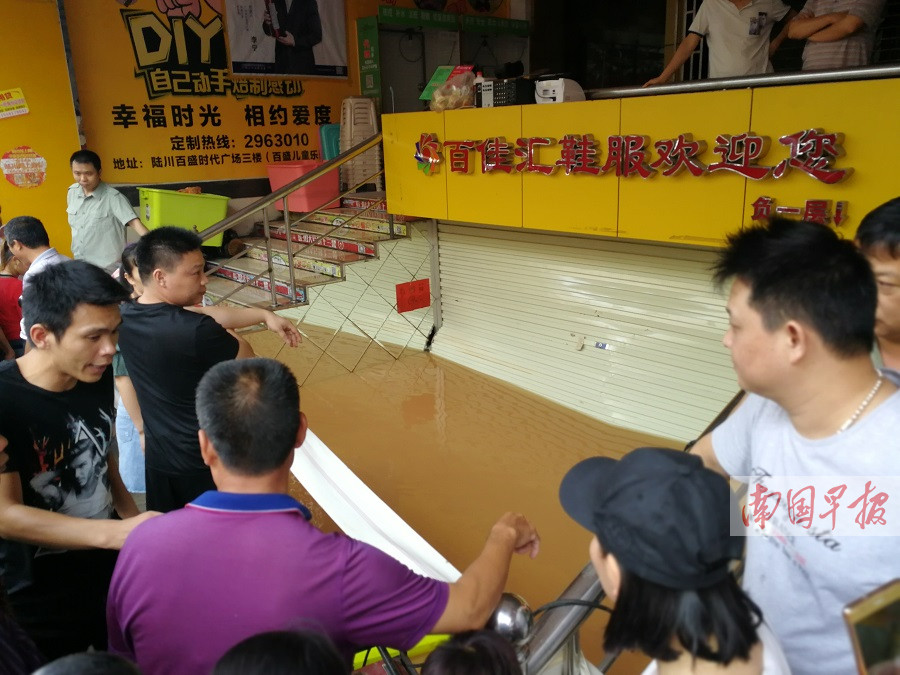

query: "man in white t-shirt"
left=692, top=218, right=900, bottom=675
left=645, top=0, right=796, bottom=86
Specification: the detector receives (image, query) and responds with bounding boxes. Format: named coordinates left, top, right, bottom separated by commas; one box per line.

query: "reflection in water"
left=283, top=349, right=680, bottom=671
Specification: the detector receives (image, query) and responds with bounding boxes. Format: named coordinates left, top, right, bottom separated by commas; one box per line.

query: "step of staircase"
left=202, top=192, right=419, bottom=310
left=204, top=276, right=300, bottom=309
left=340, top=191, right=421, bottom=224
left=300, top=209, right=407, bottom=237
left=265, top=223, right=392, bottom=258
left=209, top=256, right=341, bottom=303
left=241, top=237, right=368, bottom=279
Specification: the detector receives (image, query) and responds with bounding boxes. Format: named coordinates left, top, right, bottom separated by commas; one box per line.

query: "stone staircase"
left=204, top=192, right=416, bottom=309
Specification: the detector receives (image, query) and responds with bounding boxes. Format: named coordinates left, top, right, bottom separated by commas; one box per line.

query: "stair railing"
left=522, top=563, right=605, bottom=675
left=269, top=160, right=390, bottom=306
left=202, top=160, right=388, bottom=308
left=199, top=132, right=384, bottom=308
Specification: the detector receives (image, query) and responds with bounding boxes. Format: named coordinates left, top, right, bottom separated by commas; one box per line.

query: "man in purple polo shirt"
left=106, top=358, right=540, bottom=675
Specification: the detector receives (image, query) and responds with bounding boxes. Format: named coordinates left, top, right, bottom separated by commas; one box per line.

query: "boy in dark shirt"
left=118, top=227, right=300, bottom=512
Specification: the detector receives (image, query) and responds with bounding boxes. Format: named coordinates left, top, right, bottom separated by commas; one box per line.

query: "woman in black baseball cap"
left=560, top=447, right=790, bottom=674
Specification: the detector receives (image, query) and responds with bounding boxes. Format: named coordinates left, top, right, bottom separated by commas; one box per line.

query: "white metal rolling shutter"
left=431, top=223, right=738, bottom=443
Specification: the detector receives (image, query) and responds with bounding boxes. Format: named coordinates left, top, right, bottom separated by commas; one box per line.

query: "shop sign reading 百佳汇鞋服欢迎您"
left=414, top=129, right=852, bottom=184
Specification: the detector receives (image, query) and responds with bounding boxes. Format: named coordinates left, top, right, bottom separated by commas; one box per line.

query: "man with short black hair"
left=3, top=215, right=70, bottom=343
left=692, top=218, right=900, bottom=675
left=67, top=150, right=148, bottom=273
left=855, top=196, right=900, bottom=369
left=3, top=216, right=69, bottom=296
left=107, top=358, right=540, bottom=675
left=0, top=261, right=158, bottom=660
left=119, top=226, right=300, bottom=512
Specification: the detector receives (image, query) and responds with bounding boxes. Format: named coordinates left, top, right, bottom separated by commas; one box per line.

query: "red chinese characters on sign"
left=708, top=133, right=771, bottom=179
left=396, top=279, right=431, bottom=314
left=802, top=199, right=831, bottom=225
left=651, top=134, right=708, bottom=177
left=750, top=196, right=848, bottom=226
left=414, top=128, right=853, bottom=185
left=443, top=141, right=477, bottom=174
left=515, top=137, right=558, bottom=175
left=476, top=137, right=513, bottom=174
left=555, top=134, right=601, bottom=175
left=773, top=129, right=851, bottom=184
left=751, top=196, right=775, bottom=220
left=601, top=135, right=654, bottom=178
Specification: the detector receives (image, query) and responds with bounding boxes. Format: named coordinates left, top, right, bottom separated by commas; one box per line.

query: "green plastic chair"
left=319, top=123, right=341, bottom=160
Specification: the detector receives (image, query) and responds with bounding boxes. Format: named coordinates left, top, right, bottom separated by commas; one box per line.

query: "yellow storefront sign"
left=383, top=78, right=900, bottom=246
left=64, top=1, right=372, bottom=184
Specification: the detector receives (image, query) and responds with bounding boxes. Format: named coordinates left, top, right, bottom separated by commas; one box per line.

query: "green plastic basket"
left=138, top=188, right=229, bottom=247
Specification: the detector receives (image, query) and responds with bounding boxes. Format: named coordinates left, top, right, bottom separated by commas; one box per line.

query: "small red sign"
left=396, top=279, right=430, bottom=313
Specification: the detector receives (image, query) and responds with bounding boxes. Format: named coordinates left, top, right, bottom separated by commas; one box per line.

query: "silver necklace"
left=837, top=374, right=884, bottom=433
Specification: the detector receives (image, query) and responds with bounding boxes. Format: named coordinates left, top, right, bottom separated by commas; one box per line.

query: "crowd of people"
left=0, top=147, right=897, bottom=675
left=644, top=0, right=887, bottom=86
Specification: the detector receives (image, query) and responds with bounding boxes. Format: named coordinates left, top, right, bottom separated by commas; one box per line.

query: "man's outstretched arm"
left=126, top=217, right=150, bottom=237
left=431, top=512, right=539, bottom=633
left=190, top=305, right=301, bottom=347
left=644, top=33, right=702, bottom=87
left=0, top=472, right=158, bottom=550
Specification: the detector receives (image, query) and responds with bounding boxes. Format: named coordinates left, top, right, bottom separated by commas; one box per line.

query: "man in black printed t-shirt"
left=0, top=261, right=159, bottom=660
left=118, top=227, right=300, bottom=513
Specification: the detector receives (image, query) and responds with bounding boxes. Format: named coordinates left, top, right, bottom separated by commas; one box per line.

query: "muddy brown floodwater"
left=264, top=339, right=682, bottom=672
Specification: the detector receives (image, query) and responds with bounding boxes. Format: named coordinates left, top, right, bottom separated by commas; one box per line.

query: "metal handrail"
left=523, top=563, right=604, bottom=674
left=198, top=132, right=382, bottom=307
left=589, top=63, right=900, bottom=100
left=199, top=132, right=383, bottom=244
left=280, top=167, right=390, bottom=260
left=684, top=389, right=745, bottom=452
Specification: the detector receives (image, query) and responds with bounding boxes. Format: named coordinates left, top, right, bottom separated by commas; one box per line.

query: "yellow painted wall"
left=383, top=78, right=900, bottom=246
left=444, top=107, right=522, bottom=228
left=521, top=100, right=619, bottom=235
left=0, top=0, right=81, bottom=254
left=383, top=112, right=447, bottom=220
left=618, top=89, right=752, bottom=245
left=748, top=79, right=900, bottom=234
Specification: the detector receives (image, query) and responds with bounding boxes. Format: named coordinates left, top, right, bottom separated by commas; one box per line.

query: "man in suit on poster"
left=263, top=0, right=323, bottom=74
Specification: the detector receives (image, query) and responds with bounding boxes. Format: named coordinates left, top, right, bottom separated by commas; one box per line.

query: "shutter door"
left=431, top=223, right=738, bottom=443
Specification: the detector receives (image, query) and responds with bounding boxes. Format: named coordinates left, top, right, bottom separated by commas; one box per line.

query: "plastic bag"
left=429, top=72, right=476, bottom=112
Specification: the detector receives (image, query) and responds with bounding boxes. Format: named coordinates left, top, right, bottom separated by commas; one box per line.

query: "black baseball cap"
left=559, top=447, right=743, bottom=590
